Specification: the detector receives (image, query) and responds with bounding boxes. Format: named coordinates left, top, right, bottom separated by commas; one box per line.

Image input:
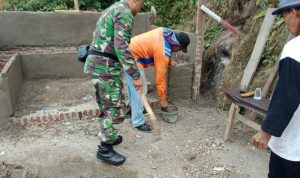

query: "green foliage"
left=261, top=16, right=288, bottom=67
left=256, top=0, right=268, bottom=9
left=1, top=0, right=199, bottom=32
left=204, top=23, right=223, bottom=49
left=213, top=0, right=226, bottom=9
left=142, top=0, right=198, bottom=30
left=0, top=0, right=117, bottom=11
left=253, top=9, right=267, bottom=20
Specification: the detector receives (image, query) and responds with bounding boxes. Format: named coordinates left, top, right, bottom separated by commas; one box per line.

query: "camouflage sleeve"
left=114, top=10, right=140, bottom=79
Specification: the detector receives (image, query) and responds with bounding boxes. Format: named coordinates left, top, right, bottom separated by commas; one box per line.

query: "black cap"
left=175, top=32, right=190, bottom=53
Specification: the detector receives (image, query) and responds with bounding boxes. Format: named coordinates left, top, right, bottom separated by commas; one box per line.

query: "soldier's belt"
left=90, top=50, right=119, bottom=61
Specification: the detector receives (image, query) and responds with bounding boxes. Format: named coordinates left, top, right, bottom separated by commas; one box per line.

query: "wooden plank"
left=192, top=0, right=206, bottom=101
left=240, top=8, right=275, bottom=91
left=224, top=103, right=237, bottom=141
left=236, top=113, right=261, bottom=131
left=262, top=61, right=279, bottom=97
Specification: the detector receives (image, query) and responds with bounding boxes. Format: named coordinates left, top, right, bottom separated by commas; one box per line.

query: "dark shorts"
left=269, top=151, right=300, bottom=178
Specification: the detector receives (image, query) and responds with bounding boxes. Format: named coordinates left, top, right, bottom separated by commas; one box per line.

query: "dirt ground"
left=1, top=95, right=270, bottom=178
left=14, top=78, right=97, bottom=117
left=14, top=78, right=157, bottom=117
left=1, top=78, right=269, bottom=178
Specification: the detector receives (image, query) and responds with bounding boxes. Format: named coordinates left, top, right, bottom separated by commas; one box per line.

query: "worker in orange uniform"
left=124, top=27, right=190, bottom=132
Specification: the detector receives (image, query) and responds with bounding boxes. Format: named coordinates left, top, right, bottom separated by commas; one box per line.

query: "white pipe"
left=200, top=5, right=221, bottom=23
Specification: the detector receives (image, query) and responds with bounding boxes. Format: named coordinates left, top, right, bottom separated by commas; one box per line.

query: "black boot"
left=96, top=143, right=126, bottom=166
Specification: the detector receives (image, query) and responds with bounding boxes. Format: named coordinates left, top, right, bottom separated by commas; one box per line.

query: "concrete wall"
left=7, top=54, right=23, bottom=111
left=0, top=54, right=23, bottom=128
left=168, top=64, right=194, bottom=100
left=21, top=53, right=86, bottom=80
left=0, top=12, right=153, bottom=49
left=0, top=77, right=12, bottom=128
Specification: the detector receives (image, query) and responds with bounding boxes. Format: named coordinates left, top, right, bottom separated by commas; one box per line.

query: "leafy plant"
left=256, top=0, right=268, bottom=9
left=204, top=23, right=223, bottom=49
left=142, top=0, right=198, bottom=30
left=261, top=16, right=288, bottom=67
left=0, top=0, right=117, bottom=11
left=213, top=0, right=226, bottom=9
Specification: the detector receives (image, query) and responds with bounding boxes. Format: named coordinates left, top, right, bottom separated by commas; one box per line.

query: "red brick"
left=36, top=116, right=41, bottom=124
left=83, top=110, right=88, bottom=117
left=23, top=118, right=28, bottom=125
left=48, top=115, right=54, bottom=125
left=96, top=109, right=100, bottom=116
left=60, top=113, right=64, bottom=120
left=89, top=109, right=93, bottom=117
left=43, top=115, right=47, bottom=124
left=30, top=117, right=35, bottom=125
left=17, top=118, right=21, bottom=125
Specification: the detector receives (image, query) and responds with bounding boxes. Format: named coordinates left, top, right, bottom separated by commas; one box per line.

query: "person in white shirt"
left=252, top=0, right=300, bottom=177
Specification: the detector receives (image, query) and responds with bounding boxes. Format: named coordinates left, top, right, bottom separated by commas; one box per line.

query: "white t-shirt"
left=268, top=104, right=300, bottom=161
left=267, top=36, right=300, bottom=162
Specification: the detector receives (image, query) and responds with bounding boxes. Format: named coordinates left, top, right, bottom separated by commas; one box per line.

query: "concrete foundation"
left=0, top=11, right=197, bottom=127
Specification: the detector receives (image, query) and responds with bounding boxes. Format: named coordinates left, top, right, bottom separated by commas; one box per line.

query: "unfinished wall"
left=7, top=54, right=23, bottom=111
left=0, top=54, right=23, bottom=128
left=0, top=77, right=12, bottom=128
left=0, top=12, right=154, bottom=49
left=0, top=10, right=198, bottom=125
left=168, top=64, right=194, bottom=101
left=21, top=53, right=86, bottom=80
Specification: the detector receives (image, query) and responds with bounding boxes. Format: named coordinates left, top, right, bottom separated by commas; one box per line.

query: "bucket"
left=161, top=105, right=179, bottom=123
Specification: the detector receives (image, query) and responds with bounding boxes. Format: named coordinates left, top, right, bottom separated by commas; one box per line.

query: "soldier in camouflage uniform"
left=84, top=0, right=144, bottom=166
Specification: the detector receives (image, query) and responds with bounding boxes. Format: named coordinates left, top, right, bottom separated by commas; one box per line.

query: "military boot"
left=96, top=143, right=126, bottom=166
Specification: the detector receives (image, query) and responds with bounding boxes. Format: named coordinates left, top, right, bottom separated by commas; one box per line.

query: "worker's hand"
left=132, top=77, right=143, bottom=94
left=251, top=129, right=271, bottom=149
left=169, top=60, right=178, bottom=67
left=160, top=99, right=169, bottom=110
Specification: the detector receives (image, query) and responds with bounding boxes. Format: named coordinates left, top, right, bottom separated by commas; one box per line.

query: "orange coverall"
left=129, top=27, right=172, bottom=101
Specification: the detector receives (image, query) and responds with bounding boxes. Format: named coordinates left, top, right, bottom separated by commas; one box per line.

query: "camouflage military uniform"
left=84, top=0, right=140, bottom=143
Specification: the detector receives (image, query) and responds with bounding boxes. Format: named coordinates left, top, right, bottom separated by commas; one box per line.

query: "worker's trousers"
left=124, top=69, right=148, bottom=128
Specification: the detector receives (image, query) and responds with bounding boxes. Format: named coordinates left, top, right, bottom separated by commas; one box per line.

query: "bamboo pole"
left=192, top=0, right=206, bottom=101
left=74, top=0, right=79, bottom=10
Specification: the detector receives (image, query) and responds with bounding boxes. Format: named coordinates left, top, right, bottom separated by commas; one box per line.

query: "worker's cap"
left=175, top=32, right=190, bottom=53
left=272, top=0, right=300, bottom=15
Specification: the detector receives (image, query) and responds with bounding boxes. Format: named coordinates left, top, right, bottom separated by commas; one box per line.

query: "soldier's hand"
left=251, top=129, right=271, bottom=149
left=160, top=99, right=169, bottom=110
left=133, top=77, right=143, bottom=94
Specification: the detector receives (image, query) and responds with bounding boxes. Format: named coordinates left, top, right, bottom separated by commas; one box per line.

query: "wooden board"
left=240, top=8, right=275, bottom=91
left=192, top=0, right=206, bottom=101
